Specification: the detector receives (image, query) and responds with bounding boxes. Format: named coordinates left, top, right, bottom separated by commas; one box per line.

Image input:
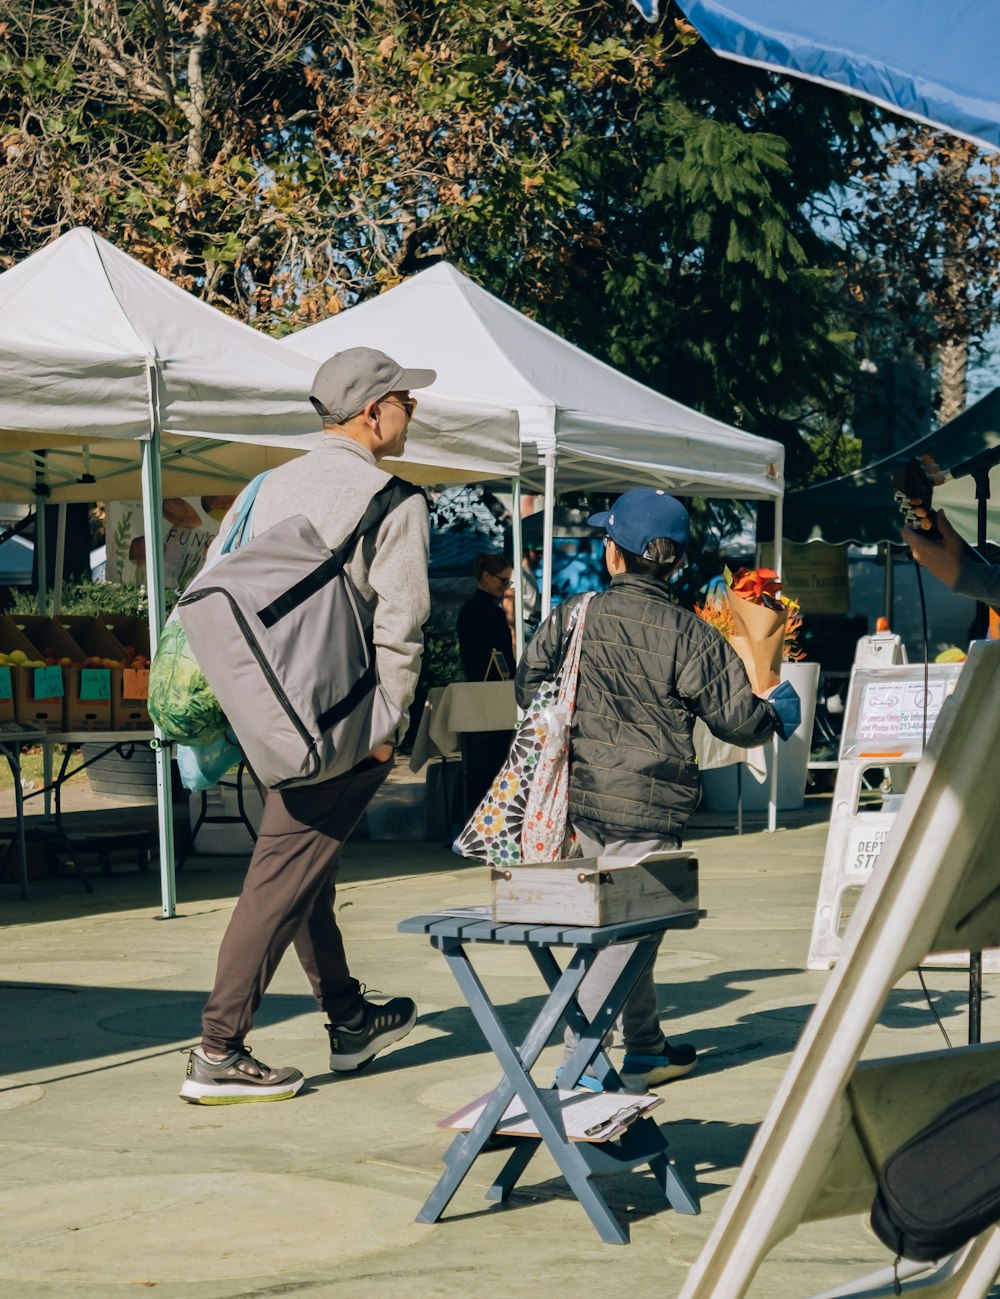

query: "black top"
left=456, top=587, right=515, bottom=682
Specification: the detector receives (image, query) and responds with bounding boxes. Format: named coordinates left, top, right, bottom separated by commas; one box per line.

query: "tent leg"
left=511, top=476, right=525, bottom=664
left=768, top=498, right=784, bottom=833
left=141, top=365, right=176, bottom=920
left=540, top=453, right=556, bottom=621
left=52, top=504, right=67, bottom=615
left=35, top=490, right=48, bottom=615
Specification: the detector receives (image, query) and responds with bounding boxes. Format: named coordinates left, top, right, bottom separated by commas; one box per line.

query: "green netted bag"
left=147, top=615, right=228, bottom=746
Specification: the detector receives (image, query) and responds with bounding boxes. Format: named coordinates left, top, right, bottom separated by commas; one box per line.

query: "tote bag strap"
left=556, top=591, right=595, bottom=707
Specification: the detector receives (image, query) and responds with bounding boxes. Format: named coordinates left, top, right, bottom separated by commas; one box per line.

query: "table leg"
left=489, top=938, right=674, bottom=1211
left=0, top=741, right=30, bottom=900
left=424, top=939, right=677, bottom=1244
left=418, top=940, right=592, bottom=1223
left=544, top=935, right=663, bottom=1091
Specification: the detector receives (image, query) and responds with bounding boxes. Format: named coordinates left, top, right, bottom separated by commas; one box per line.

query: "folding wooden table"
left=399, top=908, right=702, bottom=1244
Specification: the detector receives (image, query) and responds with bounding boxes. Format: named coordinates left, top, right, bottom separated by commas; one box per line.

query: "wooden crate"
left=491, top=851, right=699, bottom=927
left=15, top=616, right=113, bottom=732
left=0, top=614, right=66, bottom=728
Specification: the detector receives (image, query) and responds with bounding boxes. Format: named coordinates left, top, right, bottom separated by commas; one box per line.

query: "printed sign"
left=80, top=669, right=111, bottom=701
left=846, top=822, right=892, bottom=875
left=122, top=668, right=150, bottom=700
left=857, top=678, right=951, bottom=744
left=839, top=663, right=964, bottom=763
left=0, top=667, right=11, bottom=701
left=33, top=666, right=64, bottom=700
left=105, top=496, right=230, bottom=590
left=758, top=540, right=849, bottom=615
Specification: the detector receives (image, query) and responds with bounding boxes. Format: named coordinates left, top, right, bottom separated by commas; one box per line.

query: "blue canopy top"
left=674, top=1, right=1000, bottom=151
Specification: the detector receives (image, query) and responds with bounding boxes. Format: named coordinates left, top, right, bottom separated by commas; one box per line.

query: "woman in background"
left=456, top=553, right=515, bottom=682
left=455, top=553, right=515, bottom=812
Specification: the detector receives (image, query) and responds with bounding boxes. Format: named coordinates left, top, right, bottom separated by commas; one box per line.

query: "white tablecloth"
left=409, top=681, right=517, bottom=772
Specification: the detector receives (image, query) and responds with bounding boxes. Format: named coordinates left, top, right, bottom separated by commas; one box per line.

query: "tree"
left=0, top=1, right=336, bottom=317
left=0, top=1, right=885, bottom=483
left=847, top=131, right=1000, bottom=422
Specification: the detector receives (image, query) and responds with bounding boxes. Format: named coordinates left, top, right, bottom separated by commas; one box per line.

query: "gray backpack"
left=177, top=478, right=412, bottom=789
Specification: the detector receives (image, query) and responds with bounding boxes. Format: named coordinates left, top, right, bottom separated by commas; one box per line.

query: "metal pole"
left=768, top=496, right=784, bottom=833
left=967, top=469, right=992, bottom=1043
left=52, top=504, right=67, bottom=615
left=511, top=476, right=525, bottom=664
left=141, top=359, right=177, bottom=920
left=540, top=452, right=556, bottom=621
left=35, top=492, right=48, bottom=615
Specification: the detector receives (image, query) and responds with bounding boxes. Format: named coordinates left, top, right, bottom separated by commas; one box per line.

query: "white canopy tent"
left=279, top=261, right=786, bottom=618
left=0, top=229, right=519, bottom=915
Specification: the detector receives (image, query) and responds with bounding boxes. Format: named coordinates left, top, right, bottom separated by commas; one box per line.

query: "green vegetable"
left=147, top=618, right=228, bottom=745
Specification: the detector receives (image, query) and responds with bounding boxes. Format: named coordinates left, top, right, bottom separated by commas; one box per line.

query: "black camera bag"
left=871, top=1078, right=1000, bottom=1261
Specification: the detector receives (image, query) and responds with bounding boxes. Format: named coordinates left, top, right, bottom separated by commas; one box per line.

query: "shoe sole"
left=621, top=1059, right=698, bottom=1089
left=179, top=1076, right=304, bottom=1104
left=328, top=1006, right=417, bottom=1073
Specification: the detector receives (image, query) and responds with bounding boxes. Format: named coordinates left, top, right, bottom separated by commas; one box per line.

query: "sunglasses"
left=383, top=395, right=418, bottom=419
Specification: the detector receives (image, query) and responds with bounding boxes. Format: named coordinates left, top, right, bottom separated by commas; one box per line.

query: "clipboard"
left=439, top=1088, right=663, bottom=1143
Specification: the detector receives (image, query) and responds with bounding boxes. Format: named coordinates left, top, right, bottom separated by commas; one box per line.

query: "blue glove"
left=768, top=680, right=801, bottom=741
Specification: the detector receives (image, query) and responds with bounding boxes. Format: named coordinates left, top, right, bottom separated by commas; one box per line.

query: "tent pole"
left=34, top=488, right=48, bottom=615
left=511, top=476, right=525, bottom=664
left=142, top=358, right=177, bottom=920
left=52, top=504, right=67, bottom=615
left=540, top=452, right=556, bottom=620
left=768, top=496, right=784, bottom=834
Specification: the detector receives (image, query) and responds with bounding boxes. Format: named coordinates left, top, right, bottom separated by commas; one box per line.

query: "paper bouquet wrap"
left=724, top=567, right=788, bottom=695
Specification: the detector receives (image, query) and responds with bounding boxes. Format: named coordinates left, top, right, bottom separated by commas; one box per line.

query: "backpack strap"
left=255, top=476, right=416, bottom=630
left=221, top=472, right=270, bottom=555
left=330, top=475, right=418, bottom=568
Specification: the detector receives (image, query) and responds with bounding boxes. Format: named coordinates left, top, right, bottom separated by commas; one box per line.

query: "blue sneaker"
left=554, top=1066, right=604, bottom=1092
left=621, top=1041, right=697, bottom=1088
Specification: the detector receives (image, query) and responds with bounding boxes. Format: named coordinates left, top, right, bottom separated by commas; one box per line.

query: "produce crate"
left=0, top=614, right=66, bottom=728
left=95, top=617, right=151, bottom=728
left=56, top=616, right=132, bottom=730
left=12, top=615, right=112, bottom=731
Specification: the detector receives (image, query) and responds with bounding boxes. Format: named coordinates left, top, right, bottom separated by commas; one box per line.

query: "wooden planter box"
left=491, top=851, right=699, bottom=927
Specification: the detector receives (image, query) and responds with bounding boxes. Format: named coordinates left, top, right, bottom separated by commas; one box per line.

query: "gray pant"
left=561, top=828, right=681, bottom=1067
left=200, top=755, right=392, bottom=1055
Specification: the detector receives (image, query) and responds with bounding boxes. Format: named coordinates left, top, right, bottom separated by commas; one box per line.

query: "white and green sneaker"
left=179, top=1046, right=304, bottom=1104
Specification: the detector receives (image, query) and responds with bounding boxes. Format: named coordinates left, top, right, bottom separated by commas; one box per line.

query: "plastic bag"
left=176, top=732, right=242, bottom=793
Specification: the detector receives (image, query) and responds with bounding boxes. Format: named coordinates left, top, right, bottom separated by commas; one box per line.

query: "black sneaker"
left=326, top=996, right=417, bottom=1072
left=179, top=1046, right=305, bottom=1104
left=621, top=1041, right=698, bottom=1089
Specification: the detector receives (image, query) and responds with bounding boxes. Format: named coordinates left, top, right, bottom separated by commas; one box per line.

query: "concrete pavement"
left=0, top=780, right=989, bottom=1298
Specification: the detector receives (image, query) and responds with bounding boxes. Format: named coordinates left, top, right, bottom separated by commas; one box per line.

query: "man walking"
left=180, top=347, right=433, bottom=1104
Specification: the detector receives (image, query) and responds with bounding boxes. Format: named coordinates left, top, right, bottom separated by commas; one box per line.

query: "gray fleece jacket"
left=209, top=436, right=430, bottom=725
left=954, top=556, right=1000, bottom=608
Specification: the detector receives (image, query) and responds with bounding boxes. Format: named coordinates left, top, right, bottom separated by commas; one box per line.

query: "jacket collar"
left=609, top=572, right=674, bottom=598
left=319, top=433, right=378, bottom=467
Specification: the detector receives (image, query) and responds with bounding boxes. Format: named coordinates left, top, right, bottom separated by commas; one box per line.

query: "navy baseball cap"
left=588, top=488, right=690, bottom=556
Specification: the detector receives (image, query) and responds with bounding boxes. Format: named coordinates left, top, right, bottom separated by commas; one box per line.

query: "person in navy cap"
left=516, top=487, right=800, bottom=1090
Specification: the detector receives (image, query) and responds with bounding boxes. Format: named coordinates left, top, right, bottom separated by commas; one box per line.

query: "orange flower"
left=726, top=565, right=785, bottom=612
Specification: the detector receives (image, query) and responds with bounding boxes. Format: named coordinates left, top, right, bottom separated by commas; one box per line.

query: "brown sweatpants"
left=200, top=754, right=392, bottom=1056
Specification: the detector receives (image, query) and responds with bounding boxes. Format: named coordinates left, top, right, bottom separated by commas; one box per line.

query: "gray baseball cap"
left=309, top=347, right=436, bottom=422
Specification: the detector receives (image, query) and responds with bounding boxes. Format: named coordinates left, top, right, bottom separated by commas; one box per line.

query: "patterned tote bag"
left=453, top=592, right=595, bottom=867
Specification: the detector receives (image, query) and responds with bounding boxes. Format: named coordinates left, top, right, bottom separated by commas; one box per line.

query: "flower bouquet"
left=696, top=566, right=803, bottom=694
